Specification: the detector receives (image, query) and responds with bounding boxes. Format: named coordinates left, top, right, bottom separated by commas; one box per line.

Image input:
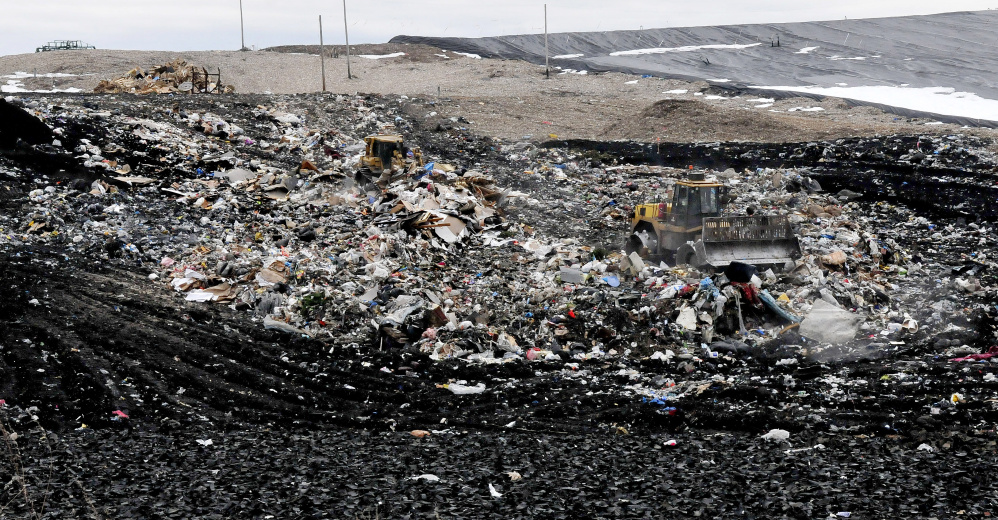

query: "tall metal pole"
left=343, top=0, right=352, bottom=79
left=239, top=0, right=245, bottom=50
left=544, top=4, right=551, bottom=79
left=319, top=15, right=327, bottom=91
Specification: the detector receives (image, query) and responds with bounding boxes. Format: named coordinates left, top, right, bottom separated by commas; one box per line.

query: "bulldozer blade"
left=690, top=215, right=802, bottom=269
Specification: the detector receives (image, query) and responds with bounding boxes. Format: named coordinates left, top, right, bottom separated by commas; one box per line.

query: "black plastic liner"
left=393, top=10, right=998, bottom=126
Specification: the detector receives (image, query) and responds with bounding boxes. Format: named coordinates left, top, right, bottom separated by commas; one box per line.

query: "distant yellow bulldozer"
left=625, top=172, right=801, bottom=269
left=355, top=133, right=423, bottom=188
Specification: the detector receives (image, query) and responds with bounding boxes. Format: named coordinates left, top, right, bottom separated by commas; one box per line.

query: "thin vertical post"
left=319, top=15, right=327, bottom=91
left=544, top=4, right=549, bottom=78
left=240, top=0, right=245, bottom=50
left=343, top=0, right=352, bottom=79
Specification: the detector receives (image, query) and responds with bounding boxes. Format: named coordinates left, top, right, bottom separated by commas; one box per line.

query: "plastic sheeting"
left=393, top=10, right=998, bottom=125
left=799, top=300, right=863, bottom=345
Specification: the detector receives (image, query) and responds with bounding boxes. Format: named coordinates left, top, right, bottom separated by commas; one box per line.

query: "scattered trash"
left=4, top=80, right=998, bottom=517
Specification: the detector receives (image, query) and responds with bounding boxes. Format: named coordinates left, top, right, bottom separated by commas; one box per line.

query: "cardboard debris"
left=94, top=59, right=235, bottom=95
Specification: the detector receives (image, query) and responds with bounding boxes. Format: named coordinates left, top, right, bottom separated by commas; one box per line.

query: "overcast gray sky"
left=3, top=1, right=997, bottom=56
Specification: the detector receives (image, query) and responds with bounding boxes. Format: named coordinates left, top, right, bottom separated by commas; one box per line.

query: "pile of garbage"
left=2, top=97, right=992, bottom=369
left=2, top=92, right=997, bottom=417
left=94, top=58, right=235, bottom=94
left=4, top=82, right=998, bottom=520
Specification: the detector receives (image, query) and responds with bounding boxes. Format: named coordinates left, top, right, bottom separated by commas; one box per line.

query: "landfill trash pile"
left=2, top=90, right=998, bottom=517
left=94, top=58, right=235, bottom=94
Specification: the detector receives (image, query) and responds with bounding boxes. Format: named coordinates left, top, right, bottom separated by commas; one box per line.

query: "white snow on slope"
left=796, top=47, right=819, bottom=54
left=610, top=43, right=761, bottom=56
left=553, top=53, right=584, bottom=59
left=2, top=79, right=81, bottom=93
left=3, top=71, right=79, bottom=78
left=357, top=52, right=406, bottom=60
left=753, top=85, right=998, bottom=122
left=452, top=51, right=482, bottom=59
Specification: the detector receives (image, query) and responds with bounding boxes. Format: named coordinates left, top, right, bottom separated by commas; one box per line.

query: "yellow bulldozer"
left=625, top=173, right=801, bottom=269
left=355, top=133, right=423, bottom=188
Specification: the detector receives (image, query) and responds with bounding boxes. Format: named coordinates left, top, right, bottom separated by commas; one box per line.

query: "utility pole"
left=544, top=4, right=549, bottom=78
left=319, top=15, right=327, bottom=91
left=343, top=0, right=352, bottom=79
left=239, top=0, right=245, bottom=50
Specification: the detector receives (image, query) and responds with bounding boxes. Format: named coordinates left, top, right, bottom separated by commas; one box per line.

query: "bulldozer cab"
left=666, top=176, right=723, bottom=231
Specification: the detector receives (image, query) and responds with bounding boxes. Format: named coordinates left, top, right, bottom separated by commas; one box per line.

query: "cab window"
left=673, top=185, right=689, bottom=214
left=700, top=187, right=719, bottom=214
left=689, top=187, right=701, bottom=215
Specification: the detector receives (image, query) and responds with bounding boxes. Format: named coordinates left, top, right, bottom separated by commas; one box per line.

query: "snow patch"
left=753, top=84, right=998, bottom=122
left=610, top=42, right=761, bottom=56
left=663, top=89, right=688, bottom=94
left=452, top=51, right=482, bottom=59
left=796, top=46, right=819, bottom=54
left=2, top=79, right=81, bottom=94
left=624, top=80, right=639, bottom=85
left=829, top=56, right=867, bottom=61
left=3, top=71, right=79, bottom=79
left=553, top=53, right=584, bottom=59
left=356, top=52, right=406, bottom=60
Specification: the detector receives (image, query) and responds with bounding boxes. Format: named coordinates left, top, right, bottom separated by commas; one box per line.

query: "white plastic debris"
left=650, top=350, right=674, bottom=362
left=488, top=483, right=503, bottom=498
left=799, top=299, right=863, bottom=344
left=761, top=429, right=790, bottom=441
left=676, top=307, right=697, bottom=330
left=447, top=383, right=486, bottom=395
